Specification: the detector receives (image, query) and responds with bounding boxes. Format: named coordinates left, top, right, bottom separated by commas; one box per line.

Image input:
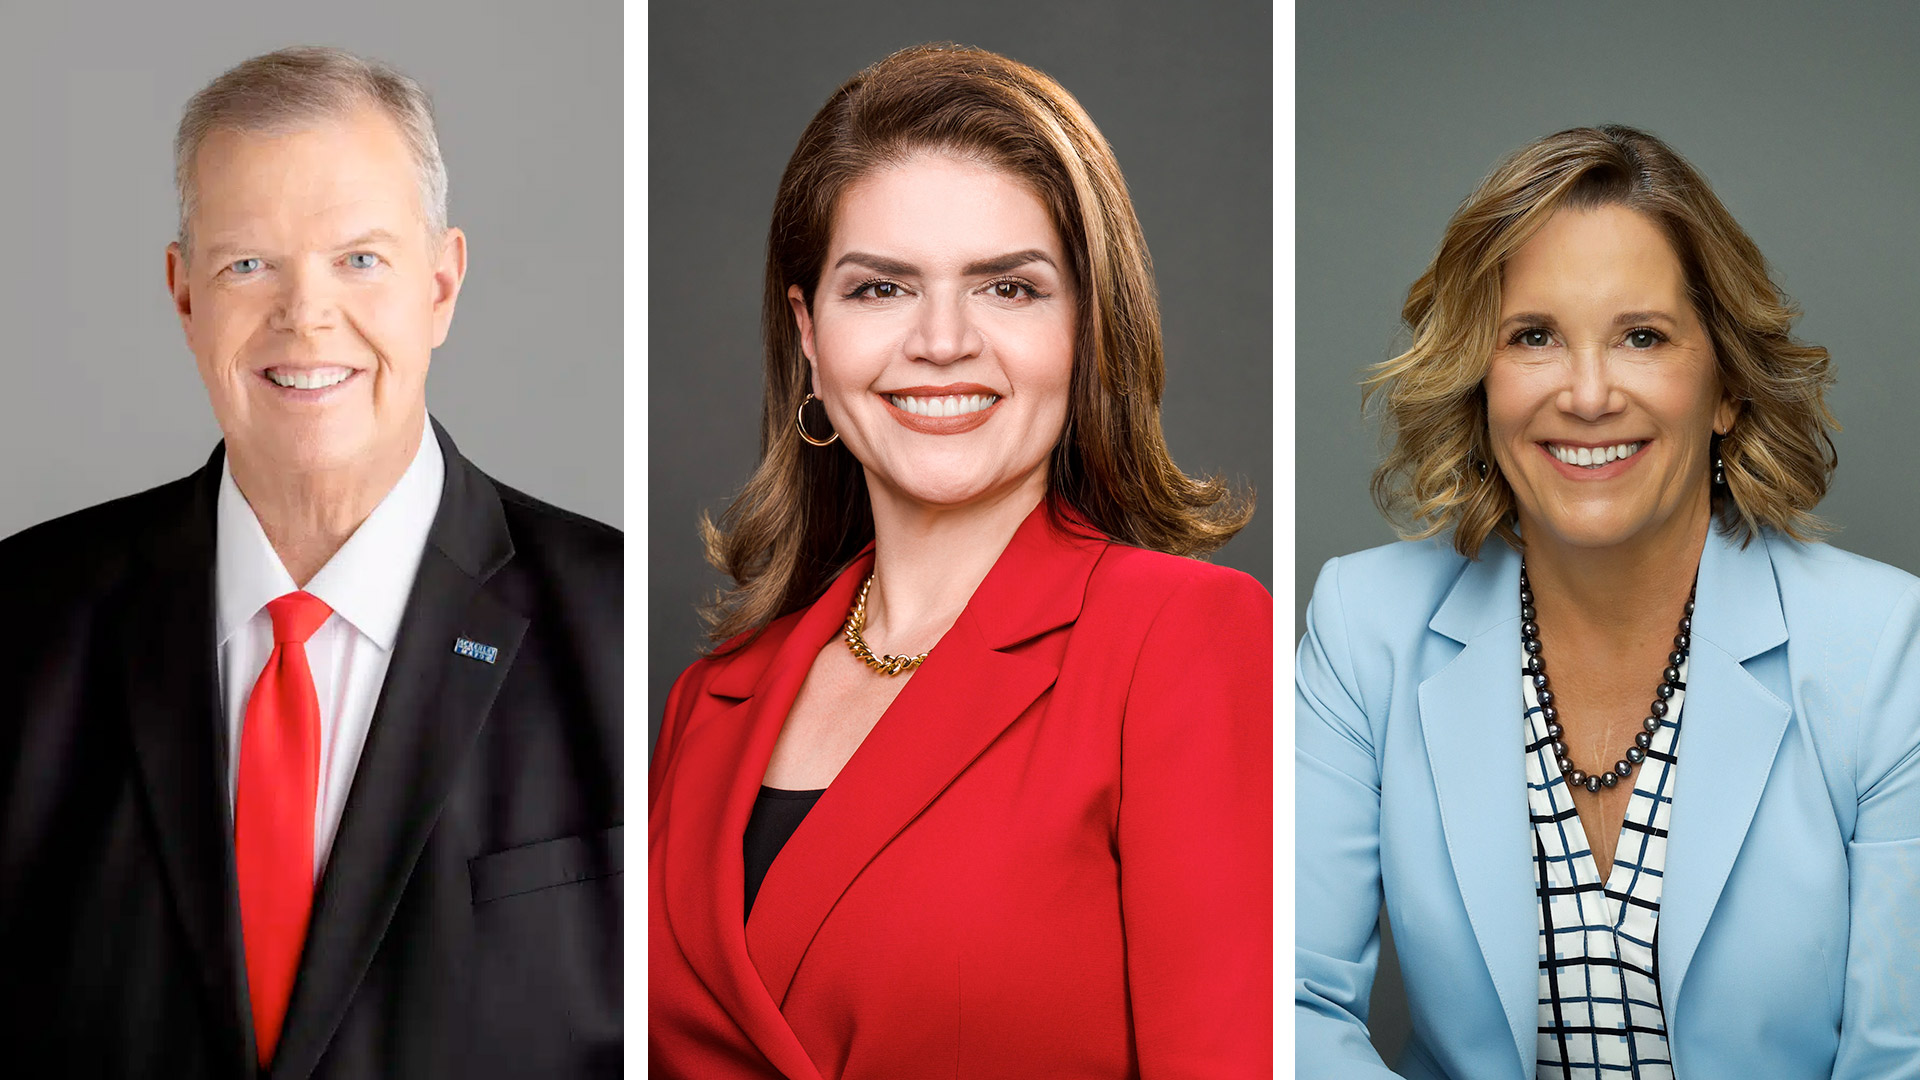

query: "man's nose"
left=269, top=261, right=339, bottom=335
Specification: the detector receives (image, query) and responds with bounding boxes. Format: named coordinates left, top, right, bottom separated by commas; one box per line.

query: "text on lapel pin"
left=453, top=637, right=499, bottom=664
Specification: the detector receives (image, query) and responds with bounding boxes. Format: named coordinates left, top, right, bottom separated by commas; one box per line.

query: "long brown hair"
left=701, top=44, right=1250, bottom=647
left=1365, top=124, right=1836, bottom=556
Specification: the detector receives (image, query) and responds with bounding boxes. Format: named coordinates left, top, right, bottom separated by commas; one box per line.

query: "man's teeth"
left=887, top=393, right=998, bottom=418
left=266, top=368, right=351, bottom=390
left=1549, top=441, right=1645, bottom=468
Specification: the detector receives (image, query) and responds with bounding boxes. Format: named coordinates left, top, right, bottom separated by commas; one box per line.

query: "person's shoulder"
left=490, top=479, right=621, bottom=575
left=1093, top=543, right=1270, bottom=610
left=1306, top=536, right=1472, bottom=628
left=665, top=605, right=807, bottom=709
left=0, top=472, right=202, bottom=602
left=1762, top=533, right=1920, bottom=789
left=1762, top=531, right=1920, bottom=622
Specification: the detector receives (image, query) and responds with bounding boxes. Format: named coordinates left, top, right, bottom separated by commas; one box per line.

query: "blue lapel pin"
left=452, top=636, right=500, bottom=664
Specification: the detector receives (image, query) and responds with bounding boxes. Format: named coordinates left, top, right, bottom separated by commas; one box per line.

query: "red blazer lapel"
left=744, top=503, right=1107, bottom=1009
left=654, top=560, right=867, bottom=1080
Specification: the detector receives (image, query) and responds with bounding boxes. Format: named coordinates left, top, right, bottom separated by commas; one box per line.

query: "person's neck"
left=860, top=473, right=1048, bottom=656
left=1519, top=493, right=1712, bottom=644
left=228, top=429, right=421, bottom=588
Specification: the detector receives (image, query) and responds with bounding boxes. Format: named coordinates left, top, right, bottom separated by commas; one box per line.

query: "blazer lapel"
left=657, top=564, right=859, bottom=1080
left=744, top=505, right=1098, bottom=1009
left=268, top=421, right=529, bottom=1080
left=1417, top=542, right=1536, bottom=1079
left=119, top=449, right=258, bottom=1078
left=1656, top=528, right=1790, bottom=1028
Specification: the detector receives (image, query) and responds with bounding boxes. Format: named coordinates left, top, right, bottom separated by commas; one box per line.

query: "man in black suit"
left=0, top=48, right=620, bottom=1078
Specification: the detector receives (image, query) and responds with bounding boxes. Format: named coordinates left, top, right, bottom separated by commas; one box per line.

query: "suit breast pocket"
left=468, top=825, right=623, bottom=905
left=465, top=826, right=623, bottom=1075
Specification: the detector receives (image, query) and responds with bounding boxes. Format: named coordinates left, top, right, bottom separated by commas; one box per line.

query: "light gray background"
left=650, top=2, right=1273, bottom=744
left=0, top=2, right=622, bottom=540
left=1299, top=0, right=1920, bottom=1064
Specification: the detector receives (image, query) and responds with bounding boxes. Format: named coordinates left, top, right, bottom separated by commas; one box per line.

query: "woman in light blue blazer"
left=1297, top=125, right=1920, bottom=1079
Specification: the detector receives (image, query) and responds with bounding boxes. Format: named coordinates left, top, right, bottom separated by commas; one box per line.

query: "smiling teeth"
left=1550, top=441, right=1645, bottom=467
left=887, top=393, right=998, bottom=418
left=267, top=368, right=351, bottom=390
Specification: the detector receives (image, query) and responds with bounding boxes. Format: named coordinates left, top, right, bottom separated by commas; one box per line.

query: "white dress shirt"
left=216, top=419, right=444, bottom=883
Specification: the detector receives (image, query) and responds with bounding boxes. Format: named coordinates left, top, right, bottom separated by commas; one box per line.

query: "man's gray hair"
left=174, top=46, right=448, bottom=257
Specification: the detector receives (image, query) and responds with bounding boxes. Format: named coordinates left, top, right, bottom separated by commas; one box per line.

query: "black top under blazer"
left=0, top=419, right=622, bottom=1079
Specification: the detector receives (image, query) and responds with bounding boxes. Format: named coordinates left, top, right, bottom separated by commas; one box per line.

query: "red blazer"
left=649, top=504, right=1271, bottom=1079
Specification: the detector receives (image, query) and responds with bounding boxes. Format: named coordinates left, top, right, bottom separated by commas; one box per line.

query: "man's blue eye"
left=229, top=258, right=263, bottom=275
left=346, top=253, right=381, bottom=270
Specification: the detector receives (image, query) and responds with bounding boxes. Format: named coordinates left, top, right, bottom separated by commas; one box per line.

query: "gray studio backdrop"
left=650, top=2, right=1273, bottom=745
left=0, top=2, right=621, bottom=542
left=1299, top=0, right=1920, bottom=1065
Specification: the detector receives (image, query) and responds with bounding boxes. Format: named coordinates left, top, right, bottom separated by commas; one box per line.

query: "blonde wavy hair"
left=1365, top=124, right=1837, bottom=557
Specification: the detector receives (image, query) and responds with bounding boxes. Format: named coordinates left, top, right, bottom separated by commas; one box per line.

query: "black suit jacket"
left=0, top=420, right=621, bottom=1079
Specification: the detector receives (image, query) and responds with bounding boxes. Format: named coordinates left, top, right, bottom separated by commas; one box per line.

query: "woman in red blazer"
left=649, top=45, right=1272, bottom=1079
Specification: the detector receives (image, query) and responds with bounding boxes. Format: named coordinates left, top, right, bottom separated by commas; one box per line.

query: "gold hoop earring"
left=795, top=393, right=839, bottom=447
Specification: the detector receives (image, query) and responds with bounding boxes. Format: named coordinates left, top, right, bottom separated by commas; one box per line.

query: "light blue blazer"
left=1296, top=523, right=1920, bottom=1079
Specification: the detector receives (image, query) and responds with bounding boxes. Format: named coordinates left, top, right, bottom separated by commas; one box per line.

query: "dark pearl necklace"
left=1520, top=565, right=1695, bottom=795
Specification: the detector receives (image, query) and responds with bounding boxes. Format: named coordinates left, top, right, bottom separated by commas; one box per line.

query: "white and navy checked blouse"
left=1522, top=650, right=1685, bottom=1080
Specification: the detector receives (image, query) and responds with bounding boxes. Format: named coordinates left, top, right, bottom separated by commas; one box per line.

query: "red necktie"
left=235, top=590, right=332, bottom=1066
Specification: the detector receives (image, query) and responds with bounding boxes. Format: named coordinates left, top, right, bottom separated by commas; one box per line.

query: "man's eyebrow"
left=198, top=243, right=248, bottom=265
left=194, top=229, right=409, bottom=265
left=339, top=229, right=405, bottom=249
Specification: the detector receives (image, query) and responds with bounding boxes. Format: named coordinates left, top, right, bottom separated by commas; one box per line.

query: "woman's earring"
left=1712, top=435, right=1726, bottom=486
left=794, top=393, right=839, bottom=447
left=1472, top=454, right=1490, bottom=481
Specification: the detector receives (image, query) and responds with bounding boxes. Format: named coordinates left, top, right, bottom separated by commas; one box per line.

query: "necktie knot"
left=267, top=591, right=333, bottom=645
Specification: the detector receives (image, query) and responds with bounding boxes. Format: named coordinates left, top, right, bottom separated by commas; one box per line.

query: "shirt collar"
left=216, top=415, right=445, bottom=651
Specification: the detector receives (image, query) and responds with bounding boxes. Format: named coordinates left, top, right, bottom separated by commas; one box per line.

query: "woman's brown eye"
left=996, top=282, right=1020, bottom=299
left=874, top=283, right=898, bottom=298
left=1520, top=328, right=1551, bottom=347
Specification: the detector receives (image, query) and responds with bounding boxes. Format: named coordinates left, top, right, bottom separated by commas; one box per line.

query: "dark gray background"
left=1299, top=0, right=1920, bottom=1064
left=0, top=2, right=622, bottom=540
left=650, top=2, right=1273, bottom=744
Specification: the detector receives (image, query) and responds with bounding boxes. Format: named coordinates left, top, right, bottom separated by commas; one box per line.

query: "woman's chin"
left=868, top=472, right=1042, bottom=517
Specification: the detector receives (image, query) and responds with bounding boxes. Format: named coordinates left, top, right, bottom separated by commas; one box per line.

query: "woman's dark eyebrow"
left=963, top=249, right=1055, bottom=276
left=832, top=252, right=917, bottom=276
left=830, top=249, right=1057, bottom=277
left=1612, top=310, right=1678, bottom=326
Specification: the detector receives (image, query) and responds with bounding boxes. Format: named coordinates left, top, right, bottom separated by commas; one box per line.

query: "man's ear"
left=166, top=242, right=193, bottom=337
left=430, top=227, right=468, bottom=348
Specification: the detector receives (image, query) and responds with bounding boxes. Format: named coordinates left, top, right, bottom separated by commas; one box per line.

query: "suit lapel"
left=1416, top=543, right=1535, bottom=1079
left=119, top=449, right=258, bottom=1078
left=1415, top=526, right=1794, bottom=1074
left=745, top=505, right=1097, bottom=1008
left=1656, top=528, right=1790, bottom=1027
left=745, top=613, right=1059, bottom=1007
left=653, top=502, right=1102, bottom=1076
left=657, top=564, right=858, bottom=1080
left=269, top=421, right=529, bottom=1080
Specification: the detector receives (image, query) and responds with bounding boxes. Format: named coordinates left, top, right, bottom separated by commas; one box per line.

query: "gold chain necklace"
left=843, top=573, right=929, bottom=676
